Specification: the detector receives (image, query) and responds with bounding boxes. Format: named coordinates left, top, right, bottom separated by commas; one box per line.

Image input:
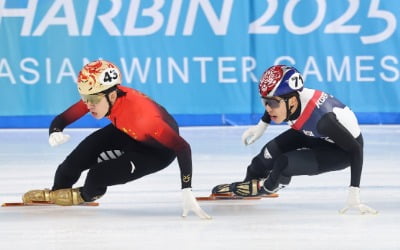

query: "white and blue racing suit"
left=245, top=88, right=363, bottom=190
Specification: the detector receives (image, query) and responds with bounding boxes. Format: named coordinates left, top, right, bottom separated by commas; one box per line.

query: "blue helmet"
left=258, top=65, right=304, bottom=98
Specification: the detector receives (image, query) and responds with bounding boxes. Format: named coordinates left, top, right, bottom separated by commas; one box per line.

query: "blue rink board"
left=0, top=113, right=399, bottom=128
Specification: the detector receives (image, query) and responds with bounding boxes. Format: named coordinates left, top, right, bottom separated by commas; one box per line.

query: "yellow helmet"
left=77, top=60, right=122, bottom=95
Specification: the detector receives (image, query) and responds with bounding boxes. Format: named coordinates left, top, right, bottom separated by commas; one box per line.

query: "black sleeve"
left=317, top=112, right=363, bottom=187
left=49, top=101, right=89, bottom=135
left=49, top=115, right=67, bottom=135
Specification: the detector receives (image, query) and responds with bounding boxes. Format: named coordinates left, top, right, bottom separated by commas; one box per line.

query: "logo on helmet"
left=259, top=66, right=283, bottom=95
left=259, top=65, right=303, bottom=97
left=77, top=60, right=121, bottom=95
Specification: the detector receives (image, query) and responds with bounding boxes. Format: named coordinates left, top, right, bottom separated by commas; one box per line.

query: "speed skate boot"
left=231, top=179, right=264, bottom=197
left=50, top=188, right=85, bottom=206
left=211, top=183, right=233, bottom=195
left=232, top=178, right=287, bottom=197
left=22, top=189, right=52, bottom=203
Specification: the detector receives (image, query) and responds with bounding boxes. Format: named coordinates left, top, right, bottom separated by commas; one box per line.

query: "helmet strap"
left=104, top=94, right=113, bottom=117
left=282, top=93, right=301, bottom=122
left=283, top=99, right=291, bottom=122
left=100, top=86, right=121, bottom=117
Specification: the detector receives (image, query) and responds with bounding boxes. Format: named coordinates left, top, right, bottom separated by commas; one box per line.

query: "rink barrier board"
left=0, top=112, right=399, bottom=128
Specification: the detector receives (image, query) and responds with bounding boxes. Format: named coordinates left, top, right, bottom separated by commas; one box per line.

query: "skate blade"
left=196, top=193, right=278, bottom=201
left=2, top=201, right=99, bottom=207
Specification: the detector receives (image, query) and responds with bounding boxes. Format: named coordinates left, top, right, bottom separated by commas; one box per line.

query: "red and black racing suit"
left=50, top=86, right=192, bottom=201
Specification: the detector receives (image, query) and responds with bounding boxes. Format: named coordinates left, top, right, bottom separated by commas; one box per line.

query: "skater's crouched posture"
left=213, top=65, right=376, bottom=214
left=23, top=60, right=210, bottom=219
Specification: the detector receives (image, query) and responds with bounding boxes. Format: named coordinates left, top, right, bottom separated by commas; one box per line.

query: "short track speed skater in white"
left=211, top=65, right=377, bottom=214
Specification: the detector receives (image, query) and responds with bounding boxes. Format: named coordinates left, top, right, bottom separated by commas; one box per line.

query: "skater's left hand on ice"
left=182, top=188, right=212, bottom=219
left=339, top=186, right=378, bottom=215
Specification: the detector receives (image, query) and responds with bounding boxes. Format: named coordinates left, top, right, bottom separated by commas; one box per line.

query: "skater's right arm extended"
left=48, top=101, right=88, bottom=147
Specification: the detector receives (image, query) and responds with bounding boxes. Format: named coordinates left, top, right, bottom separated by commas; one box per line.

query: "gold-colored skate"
left=22, top=189, right=51, bottom=203
left=50, top=188, right=84, bottom=206
left=22, top=188, right=84, bottom=206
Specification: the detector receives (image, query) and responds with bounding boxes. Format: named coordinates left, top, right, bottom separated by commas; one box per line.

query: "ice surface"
left=1, top=125, right=399, bottom=250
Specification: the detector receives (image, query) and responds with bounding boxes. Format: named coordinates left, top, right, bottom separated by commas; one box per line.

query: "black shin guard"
left=264, top=155, right=289, bottom=190
left=52, top=161, right=82, bottom=190
left=244, top=140, right=282, bottom=181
